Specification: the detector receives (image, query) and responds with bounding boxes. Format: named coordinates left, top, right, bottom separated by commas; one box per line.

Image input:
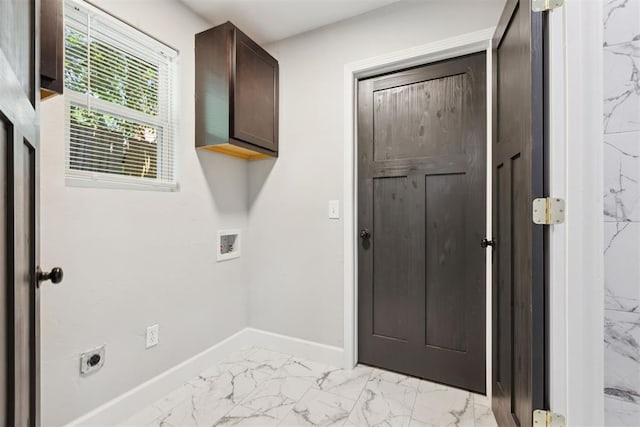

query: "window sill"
left=65, top=175, right=179, bottom=192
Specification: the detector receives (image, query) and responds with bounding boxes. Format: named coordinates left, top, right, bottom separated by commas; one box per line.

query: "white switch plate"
left=329, top=200, right=340, bottom=219
left=146, top=324, right=159, bottom=348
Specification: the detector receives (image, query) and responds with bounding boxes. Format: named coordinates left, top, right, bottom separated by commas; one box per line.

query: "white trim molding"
left=565, top=2, right=605, bottom=422
left=547, top=1, right=605, bottom=425
left=547, top=3, right=568, bottom=418
left=241, top=328, right=344, bottom=368
left=342, top=27, right=495, bottom=395
left=64, top=328, right=344, bottom=427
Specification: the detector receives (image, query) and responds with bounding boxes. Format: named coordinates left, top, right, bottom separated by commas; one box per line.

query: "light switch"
left=329, top=200, right=340, bottom=219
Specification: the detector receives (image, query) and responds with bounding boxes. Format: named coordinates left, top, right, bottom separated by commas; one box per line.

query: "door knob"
left=37, top=267, right=64, bottom=284
left=359, top=229, right=371, bottom=239
left=481, top=238, right=496, bottom=249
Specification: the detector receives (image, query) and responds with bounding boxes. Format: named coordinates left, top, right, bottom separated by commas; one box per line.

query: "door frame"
left=342, top=28, right=495, bottom=396
left=546, top=1, right=604, bottom=425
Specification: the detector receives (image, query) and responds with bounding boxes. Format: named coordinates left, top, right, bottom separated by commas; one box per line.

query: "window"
left=64, top=0, right=178, bottom=190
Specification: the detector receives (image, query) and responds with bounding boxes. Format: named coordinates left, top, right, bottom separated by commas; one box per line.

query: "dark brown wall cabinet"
left=40, top=0, right=64, bottom=99
left=195, top=22, right=279, bottom=160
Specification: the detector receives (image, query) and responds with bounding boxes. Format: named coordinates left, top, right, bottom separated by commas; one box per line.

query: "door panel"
left=0, top=119, right=8, bottom=426
left=372, top=176, right=411, bottom=341
left=372, top=75, right=465, bottom=161
left=425, top=172, right=467, bottom=352
left=495, top=162, right=511, bottom=398
left=0, top=0, right=35, bottom=104
left=358, top=52, right=487, bottom=393
left=14, top=140, right=36, bottom=426
left=511, top=153, right=528, bottom=425
left=492, top=0, right=546, bottom=426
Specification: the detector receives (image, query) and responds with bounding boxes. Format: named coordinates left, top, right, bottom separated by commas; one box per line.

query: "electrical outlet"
left=146, top=324, right=159, bottom=348
left=80, top=345, right=105, bottom=376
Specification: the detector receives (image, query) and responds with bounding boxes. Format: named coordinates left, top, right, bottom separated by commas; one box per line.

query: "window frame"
left=63, top=0, right=179, bottom=192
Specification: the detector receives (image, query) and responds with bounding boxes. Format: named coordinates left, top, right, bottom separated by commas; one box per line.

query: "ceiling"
left=179, top=0, right=401, bottom=44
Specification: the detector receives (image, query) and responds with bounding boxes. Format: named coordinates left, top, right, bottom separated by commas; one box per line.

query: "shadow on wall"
left=248, top=157, right=277, bottom=209
left=197, top=150, right=252, bottom=215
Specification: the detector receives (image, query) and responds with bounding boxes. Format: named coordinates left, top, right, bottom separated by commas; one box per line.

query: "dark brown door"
left=358, top=52, right=487, bottom=393
left=1, top=0, right=40, bottom=425
left=492, top=1, right=546, bottom=426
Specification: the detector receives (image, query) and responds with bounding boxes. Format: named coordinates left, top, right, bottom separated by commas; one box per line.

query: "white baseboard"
left=241, top=327, right=345, bottom=369
left=64, top=327, right=345, bottom=426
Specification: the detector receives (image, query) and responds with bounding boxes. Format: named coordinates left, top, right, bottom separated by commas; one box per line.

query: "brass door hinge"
left=534, top=409, right=566, bottom=427
left=532, top=198, right=565, bottom=225
left=532, top=0, right=564, bottom=12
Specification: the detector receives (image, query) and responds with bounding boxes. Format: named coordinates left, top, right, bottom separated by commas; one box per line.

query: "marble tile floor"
left=120, top=347, right=497, bottom=427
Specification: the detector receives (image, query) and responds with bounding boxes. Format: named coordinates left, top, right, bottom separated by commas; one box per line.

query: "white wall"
left=248, top=0, right=504, bottom=348
left=40, top=1, right=250, bottom=425
left=602, top=0, right=640, bottom=425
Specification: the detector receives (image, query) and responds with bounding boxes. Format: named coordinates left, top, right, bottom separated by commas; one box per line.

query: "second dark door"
left=492, top=1, right=547, bottom=425
left=358, top=52, right=487, bottom=393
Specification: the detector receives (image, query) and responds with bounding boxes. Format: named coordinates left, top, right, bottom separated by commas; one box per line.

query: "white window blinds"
left=64, top=0, right=178, bottom=190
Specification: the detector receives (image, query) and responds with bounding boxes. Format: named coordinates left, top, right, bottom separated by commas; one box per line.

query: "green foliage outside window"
left=65, top=26, right=160, bottom=179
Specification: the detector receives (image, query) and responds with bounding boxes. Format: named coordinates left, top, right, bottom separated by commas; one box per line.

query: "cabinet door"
left=40, top=0, right=63, bottom=95
left=233, top=31, right=278, bottom=153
